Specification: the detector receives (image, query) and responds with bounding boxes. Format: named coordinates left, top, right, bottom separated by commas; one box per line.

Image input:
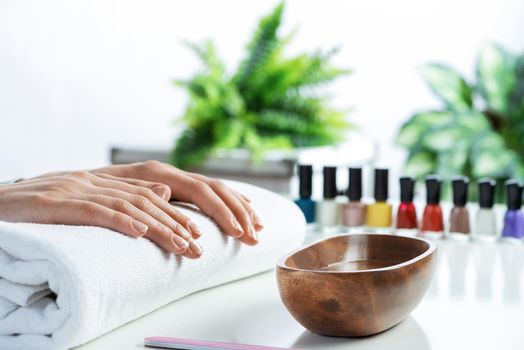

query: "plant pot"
left=110, top=137, right=376, bottom=194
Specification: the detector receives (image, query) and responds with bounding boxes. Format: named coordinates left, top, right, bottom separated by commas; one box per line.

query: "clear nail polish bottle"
left=316, top=166, right=340, bottom=234
left=472, top=178, right=497, bottom=242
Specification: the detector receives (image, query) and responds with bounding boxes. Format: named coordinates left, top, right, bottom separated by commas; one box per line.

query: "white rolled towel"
left=0, top=181, right=306, bottom=350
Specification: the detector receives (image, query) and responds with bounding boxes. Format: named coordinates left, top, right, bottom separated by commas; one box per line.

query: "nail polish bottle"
left=395, top=176, right=418, bottom=236
left=294, top=165, right=316, bottom=224
left=448, top=176, right=471, bottom=240
left=421, top=175, right=444, bottom=238
left=342, top=168, right=366, bottom=231
left=366, top=168, right=392, bottom=232
left=316, top=166, right=340, bottom=233
left=501, top=180, right=524, bottom=243
left=473, top=178, right=497, bottom=242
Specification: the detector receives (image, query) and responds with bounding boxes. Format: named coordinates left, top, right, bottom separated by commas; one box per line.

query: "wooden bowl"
left=276, top=233, right=437, bottom=337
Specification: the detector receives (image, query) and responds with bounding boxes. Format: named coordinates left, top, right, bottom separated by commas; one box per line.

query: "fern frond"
left=234, top=2, right=284, bottom=92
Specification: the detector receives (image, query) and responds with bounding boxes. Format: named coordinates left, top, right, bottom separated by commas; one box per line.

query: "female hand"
left=0, top=161, right=263, bottom=257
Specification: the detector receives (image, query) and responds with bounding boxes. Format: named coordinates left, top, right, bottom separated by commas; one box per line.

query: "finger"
left=183, top=172, right=262, bottom=239
left=94, top=172, right=171, bottom=201
left=232, top=190, right=264, bottom=231
left=88, top=186, right=203, bottom=258
left=91, top=175, right=203, bottom=240
left=96, top=161, right=246, bottom=240
left=236, top=191, right=251, bottom=203
left=78, top=194, right=190, bottom=255
left=47, top=199, right=150, bottom=239
left=206, top=180, right=259, bottom=245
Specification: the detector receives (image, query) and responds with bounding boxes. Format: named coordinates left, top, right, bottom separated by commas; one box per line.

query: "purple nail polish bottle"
left=502, top=180, right=524, bottom=242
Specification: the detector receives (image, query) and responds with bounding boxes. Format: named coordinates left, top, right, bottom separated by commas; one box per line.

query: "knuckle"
left=192, top=180, right=210, bottom=195
left=142, top=160, right=164, bottom=170
left=70, top=171, right=92, bottom=180
left=133, top=195, right=152, bottom=210
left=29, top=193, right=51, bottom=206
left=139, top=187, right=156, bottom=199
left=209, top=179, right=224, bottom=189
left=112, top=198, right=131, bottom=212
left=76, top=202, right=99, bottom=218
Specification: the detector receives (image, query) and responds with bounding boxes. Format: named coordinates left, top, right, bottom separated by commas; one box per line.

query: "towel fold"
left=0, top=181, right=305, bottom=350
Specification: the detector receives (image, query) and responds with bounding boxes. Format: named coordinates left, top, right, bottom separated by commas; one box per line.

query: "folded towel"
left=0, top=181, right=305, bottom=350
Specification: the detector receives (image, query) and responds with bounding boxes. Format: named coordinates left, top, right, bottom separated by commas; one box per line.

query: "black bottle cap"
left=425, top=175, right=441, bottom=205
left=297, top=165, right=313, bottom=199
left=374, top=168, right=389, bottom=202
left=323, top=166, right=338, bottom=199
left=505, top=179, right=523, bottom=210
left=452, top=176, right=469, bottom=207
left=478, top=178, right=496, bottom=209
left=347, top=168, right=362, bottom=201
left=399, top=176, right=415, bottom=203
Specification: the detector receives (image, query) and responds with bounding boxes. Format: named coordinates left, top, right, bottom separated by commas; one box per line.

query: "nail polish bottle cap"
left=347, top=168, right=362, bottom=201
left=374, top=168, right=389, bottom=202
left=478, top=178, right=496, bottom=209
left=425, top=175, right=441, bottom=205
left=323, top=166, right=338, bottom=200
left=399, top=176, right=415, bottom=203
left=298, top=165, right=313, bottom=199
left=505, top=179, right=523, bottom=210
left=452, top=176, right=469, bottom=207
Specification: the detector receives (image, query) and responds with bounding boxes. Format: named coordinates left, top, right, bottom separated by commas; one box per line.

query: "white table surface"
left=77, top=234, right=524, bottom=350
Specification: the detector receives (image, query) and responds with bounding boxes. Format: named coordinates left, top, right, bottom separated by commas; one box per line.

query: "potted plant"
left=395, top=43, right=524, bottom=198
left=112, top=2, right=366, bottom=192
left=171, top=2, right=350, bottom=170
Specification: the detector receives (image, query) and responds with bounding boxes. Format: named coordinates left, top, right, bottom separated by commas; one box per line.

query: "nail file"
left=144, top=336, right=300, bottom=350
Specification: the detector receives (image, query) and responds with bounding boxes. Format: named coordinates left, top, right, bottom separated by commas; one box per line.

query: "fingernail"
left=250, top=225, right=258, bottom=242
left=231, top=218, right=244, bottom=237
left=132, top=220, right=148, bottom=236
left=188, top=222, right=202, bottom=238
left=152, top=186, right=170, bottom=201
left=172, top=234, right=189, bottom=251
left=189, top=238, right=203, bottom=255
left=252, top=212, right=264, bottom=230
left=174, top=222, right=192, bottom=240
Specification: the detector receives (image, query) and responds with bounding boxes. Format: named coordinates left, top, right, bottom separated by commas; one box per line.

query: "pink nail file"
left=144, top=336, right=301, bottom=350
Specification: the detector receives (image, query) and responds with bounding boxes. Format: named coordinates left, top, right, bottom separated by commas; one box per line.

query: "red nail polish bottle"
left=421, top=175, right=444, bottom=237
left=396, top=176, right=418, bottom=234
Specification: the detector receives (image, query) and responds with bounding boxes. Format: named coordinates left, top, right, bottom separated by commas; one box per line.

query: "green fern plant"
left=172, top=2, right=351, bottom=169
left=396, top=43, right=524, bottom=187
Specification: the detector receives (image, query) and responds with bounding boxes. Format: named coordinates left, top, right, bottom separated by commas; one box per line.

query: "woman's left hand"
left=91, top=161, right=264, bottom=246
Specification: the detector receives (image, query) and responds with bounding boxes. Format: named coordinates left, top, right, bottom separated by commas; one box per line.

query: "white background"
left=1, top=0, right=523, bottom=189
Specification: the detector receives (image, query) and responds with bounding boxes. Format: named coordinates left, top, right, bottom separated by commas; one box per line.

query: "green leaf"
left=456, top=111, right=491, bottom=133
left=404, top=150, right=436, bottom=177
left=418, top=64, right=473, bottom=111
left=471, top=132, right=506, bottom=157
left=214, top=119, right=245, bottom=149
left=395, top=111, right=456, bottom=147
left=508, top=55, right=524, bottom=118
left=396, top=121, right=428, bottom=148
left=422, top=126, right=469, bottom=152
left=472, top=149, right=512, bottom=178
left=476, top=43, right=516, bottom=115
left=436, top=143, right=469, bottom=177
left=234, top=2, right=284, bottom=92
left=412, top=111, right=454, bottom=127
